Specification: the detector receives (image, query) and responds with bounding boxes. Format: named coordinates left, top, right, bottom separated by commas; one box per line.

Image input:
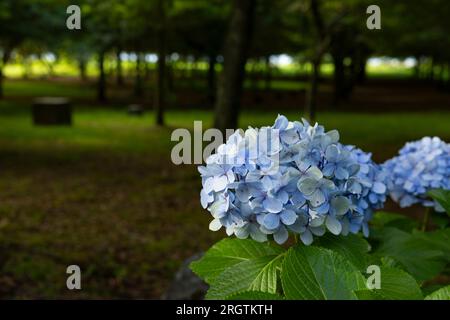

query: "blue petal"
left=235, top=226, right=249, bottom=239
left=263, top=197, right=283, bottom=213
left=300, top=229, right=313, bottom=245
left=249, top=224, right=268, bottom=242
left=263, top=213, right=280, bottom=230
left=203, top=177, right=214, bottom=194
left=335, top=166, right=349, bottom=180
left=308, top=189, right=326, bottom=207
left=322, top=163, right=335, bottom=177
left=273, top=114, right=288, bottom=130
left=330, top=196, right=350, bottom=216
left=291, top=191, right=306, bottom=207
left=280, top=209, right=297, bottom=225
left=348, top=181, right=362, bottom=194
left=326, top=216, right=342, bottom=235
left=373, top=182, right=386, bottom=194
left=273, top=226, right=289, bottom=244
left=307, top=166, right=323, bottom=180
left=315, top=201, right=330, bottom=214
left=236, top=185, right=250, bottom=202
left=287, top=220, right=306, bottom=233
left=298, top=178, right=318, bottom=195
left=209, top=196, right=229, bottom=218
left=281, top=129, right=299, bottom=145
left=325, top=145, right=339, bottom=162
left=368, top=193, right=378, bottom=204
left=310, top=226, right=326, bottom=236
left=200, top=189, right=213, bottom=209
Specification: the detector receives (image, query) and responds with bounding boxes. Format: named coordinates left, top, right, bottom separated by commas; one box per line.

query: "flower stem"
left=421, top=207, right=431, bottom=232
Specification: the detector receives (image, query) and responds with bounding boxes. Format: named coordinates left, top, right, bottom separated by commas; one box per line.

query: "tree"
left=302, top=0, right=354, bottom=120
left=214, top=0, right=256, bottom=133
left=155, top=0, right=168, bottom=125
left=171, top=1, right=228, bottom=107
left=0, top=0, right=65, bottom=98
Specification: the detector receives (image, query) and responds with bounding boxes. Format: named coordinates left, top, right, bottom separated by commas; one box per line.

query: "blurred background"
left=0, top=0, right=449, bottom=298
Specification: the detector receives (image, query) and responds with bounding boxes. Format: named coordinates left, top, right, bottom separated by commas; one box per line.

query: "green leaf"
left=205, top=254, right=284, bottom=300
left=411, top=228, right=450, bottom=263
left=315, top=233, right=370, bottom=271
left=431, top=214, right=449, bottom=229
left=425, top=285, right=450, bottom=300
left=371, top=211, right=419, bottom=232
left=354, top=289, right=382, bottom=300
left=281, top=246, right=366, bottom=300
left=370, top=266, right=423, bottom=300
left=190, top=238, right=284, bottom=284
left=226, top=291, right=284, bottom=300
left=428, top=189, right=450, bottom=215
left=372, top=227, right=446, bottom=282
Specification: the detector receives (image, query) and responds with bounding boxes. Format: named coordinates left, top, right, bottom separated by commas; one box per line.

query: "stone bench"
left=128, top=104, right=144, bottom=116
left=32, top=97, right=72, bottom=125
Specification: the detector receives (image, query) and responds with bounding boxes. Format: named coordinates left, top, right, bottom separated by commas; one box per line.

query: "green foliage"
left=190, top=238, right=283, bottom=285
left=425, top=285, right=450, bottom=300
left=371, top=211, right=419, bottom=232
left=205, top=255, right=284, bottom=299
left=355, top=267, right=423, bottom=301
left=281, top=246, right=366, bottom=300
left=372, top=227, right=446, bottom=282
left=428, top=189, right=450, bottom=216
left=226, top=291, right=284, bottom=300
left=192, top=221, right=450, bottom=300
left=189, top=194, right=450, bottom=301
left=412, top=228, right=450, bottom=263
left=314, top=233, right=370, bottom=271
left=368, top=266, right=423, bottom=300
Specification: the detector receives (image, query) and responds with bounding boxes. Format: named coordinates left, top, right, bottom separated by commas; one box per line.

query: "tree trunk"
left=207, top=54, right=217, bottom=107
left=250, top=61, right=258, bottom=90
left=155, top=0, right=166, bottom=126
left=116, top=49, right=124, bottom=86
left=0, top=66, right=3, bottom=99
left=332, top=52, right=345, bottom=106
left=79, top=59, right=87, bottom=81
left=356, top=58, right=367, bottom=84
left=428, top=57, right=435, bottom=82
left=97, top=51, right=106, bottom=102
left=264, top=55, right=271, bottom=90
left=436, top=63, right=445, bottom=90
left=134, top=53, right=143, bottom=97
left=144, top=57, right=150, bottom=80
left=305, top=0, right=326, bottom=122
left=214, top=0, right=256, bottom=133
left=0, top=52, right=10, bottom=99
left=446, top=63, right=450, bottom=92
left=23, top=57, right=32, bottom=79
left=413, top=56, right=420, bottom=80
left=167, top=61, right=174, bottom=93
left=305, top=59, right=320, bottom=122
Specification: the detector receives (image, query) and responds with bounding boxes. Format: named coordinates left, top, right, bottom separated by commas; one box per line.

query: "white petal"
left=209, top=219, right=222, bottom=231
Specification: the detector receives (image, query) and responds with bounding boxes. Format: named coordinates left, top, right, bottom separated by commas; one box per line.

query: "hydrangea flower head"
left=383, top=137, right=450, bottom=212
left=199, top=115, right=388, bottom=245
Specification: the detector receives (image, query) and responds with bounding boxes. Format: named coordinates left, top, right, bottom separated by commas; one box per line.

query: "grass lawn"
left=4, top=79, right=96, bottom=99
left=0, top=100, right=449, bottom=298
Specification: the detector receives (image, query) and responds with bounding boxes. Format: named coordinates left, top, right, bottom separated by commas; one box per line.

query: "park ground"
left=0, top=76, right=449, bottom=298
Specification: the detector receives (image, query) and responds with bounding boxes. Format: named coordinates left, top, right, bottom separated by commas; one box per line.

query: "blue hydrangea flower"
left=382, top=137, right=450, bottom=212
left=198, top=115, right=388, bottom=245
